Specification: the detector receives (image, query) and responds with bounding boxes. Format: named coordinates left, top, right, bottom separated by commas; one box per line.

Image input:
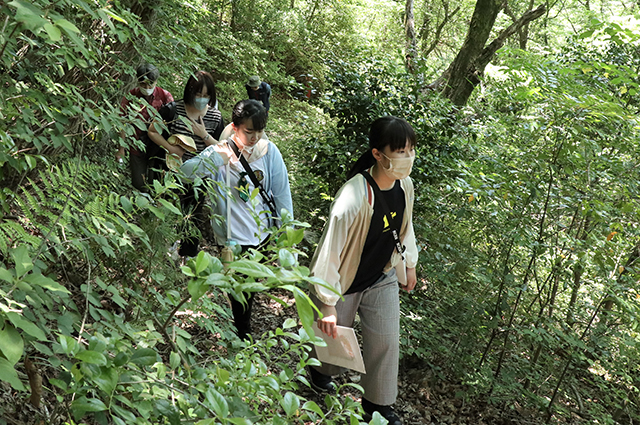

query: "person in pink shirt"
left=116, top=63, right=174, bottom=191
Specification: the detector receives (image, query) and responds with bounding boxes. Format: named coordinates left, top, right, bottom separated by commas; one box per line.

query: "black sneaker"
left=362, top=398, right=402, bottom=425
left=306, top=366, right=337, bottom=392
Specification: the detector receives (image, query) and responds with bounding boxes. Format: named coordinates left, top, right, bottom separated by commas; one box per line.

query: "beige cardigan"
left=310, top=172, right=419, bottom=306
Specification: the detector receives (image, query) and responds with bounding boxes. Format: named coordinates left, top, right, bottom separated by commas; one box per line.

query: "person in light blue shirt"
left=181, top=100, right=293, bottom=339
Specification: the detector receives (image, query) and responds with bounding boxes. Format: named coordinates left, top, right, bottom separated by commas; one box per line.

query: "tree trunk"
left=405, top=0, right=417, bottom=72
left=437, top=0, right=503, bottom=105
left=231, top=0, right=239, bottom=31
left=432, top=2, right=546, bottom=106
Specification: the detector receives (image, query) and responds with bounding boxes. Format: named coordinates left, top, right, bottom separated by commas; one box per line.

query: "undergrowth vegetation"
left=2, top=0, right=640, bottom=423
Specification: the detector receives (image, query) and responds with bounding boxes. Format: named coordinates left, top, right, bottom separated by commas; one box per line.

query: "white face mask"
left=139, top=85, right=155, bottom=96
left=380, top=151, right=415, bottom=180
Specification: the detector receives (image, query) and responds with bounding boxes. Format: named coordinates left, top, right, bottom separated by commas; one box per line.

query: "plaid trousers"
left=311, top=269, right=400, bottom=405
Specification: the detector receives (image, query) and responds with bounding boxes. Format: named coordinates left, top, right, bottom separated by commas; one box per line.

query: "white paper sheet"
left=313, top=325, right=366, bottom=374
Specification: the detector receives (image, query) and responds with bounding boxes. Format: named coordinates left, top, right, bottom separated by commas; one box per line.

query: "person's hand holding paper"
left=317, top=303, right=338, bottom=339
left=313, top=325, right=366, bottom=374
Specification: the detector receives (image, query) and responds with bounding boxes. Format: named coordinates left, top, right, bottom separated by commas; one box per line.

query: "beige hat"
left=168, top=134, right=196, bottom=152
left=166, top=134, right=196, bottom=171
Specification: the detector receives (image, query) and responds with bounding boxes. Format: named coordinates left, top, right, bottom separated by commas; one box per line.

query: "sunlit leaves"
left=9, top=0, right=48, bottom=31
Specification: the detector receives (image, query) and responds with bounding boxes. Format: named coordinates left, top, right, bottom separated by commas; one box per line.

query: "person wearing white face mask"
left=148, top=70, right=225, bottom=257
left=306, top=116, right=419, bottom=425
left=181, top=100, right=294, bottom=339
left=116, top=63, right=174, bottom=191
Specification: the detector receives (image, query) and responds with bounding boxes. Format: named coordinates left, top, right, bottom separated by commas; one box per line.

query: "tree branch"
left=422, top=4, right=461, bottom=57
left=476, top=5, right=546, bottom=69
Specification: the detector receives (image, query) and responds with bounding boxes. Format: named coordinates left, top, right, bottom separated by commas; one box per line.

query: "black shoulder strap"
left=360, top=171, right=405, bottom=259
left=227, top=139, right=278, bottom=217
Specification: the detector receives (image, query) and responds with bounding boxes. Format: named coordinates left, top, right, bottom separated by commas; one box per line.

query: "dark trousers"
left=130, top=152, right=166, bottom=192
left=231, top=292, right=255, bottom=341
left=130, top=154, right=148, bottom=192
left=230, top=241, right=269, bottom=340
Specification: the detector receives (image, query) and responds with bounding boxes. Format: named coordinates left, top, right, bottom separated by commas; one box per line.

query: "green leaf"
left=0, top=322, right=23, bottom=365
left=11, top=245, right=33, bottom=278
left=101, top=8, right=128, bottom=24
left=261, top=376, right=279, bottom=391
left=43, top=23, right=62, bottom=41
left=75, top=350, right=107, bottom=366
left=71, top=396, right=108, bottom=413
left=271, top=416, right=287, bottom=425
left=188, top=279, right=208, bottom=301
left=31, top=342, right=53, bottom=356
left=302, top=401, right=324, bottom=417
left=180, top=265, right=196, bottom=277
left=227, top=419, right=252, bottom=425
left=216, top=367, right=229, bottom=383
left=135, top=195, right=150, bottom=209
left=93, top=367, right=118, bottom=395
left=291, top=287, right=315, bottom=336
left=282, top=318, right=297, bottom=329
left=130, top=348, right=157, bottom=366
left=371, top=411, right=387, bottom=424
left=9, top=0, right=49, bottom=31
left=113, top=352, right=128, bottom=367
left=147, top=205, right=165, bottom=219
left=120, top=196, right=133, bottom=213
left=0, top=357, right=25, bottom=391
left=158, top=198, right=181, bottom=215
left=155, top=399, right=180, bottom=425
left=281, top=391, right=300, bottom=416
left=58, top=334, right=78, bottom=355
left=205, top=388, right=228, bottom=418
left=24, top=273, right=70, bottom=293
left=228, top=260, right=275, bottom=278
left=6, top=312, right=46, bottom=341
left=278, top=249, right=296, bottom=269
left=0, top=267, right=13, bottom=283
left=169, top=352, right=180, bottom=369
left=195, top=251, right=210, bottom=274
left=54, top=18, right=80, bottom=33
left=286, top=227, right=305, bottom=245
left=111, top=404, right=136, bottom=423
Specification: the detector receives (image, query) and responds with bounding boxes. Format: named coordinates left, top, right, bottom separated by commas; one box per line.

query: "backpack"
left=144, top=100, right=177, bottom=161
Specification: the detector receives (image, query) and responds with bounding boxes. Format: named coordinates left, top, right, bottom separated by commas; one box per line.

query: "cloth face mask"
left=381, top=151, right=415, bottom=180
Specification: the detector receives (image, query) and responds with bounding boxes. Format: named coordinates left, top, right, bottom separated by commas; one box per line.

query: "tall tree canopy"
left=2, top=0, right=640, bottom=424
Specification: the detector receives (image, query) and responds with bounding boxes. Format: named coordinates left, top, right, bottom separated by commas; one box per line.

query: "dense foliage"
left=2, top=0, right=640, bottom=423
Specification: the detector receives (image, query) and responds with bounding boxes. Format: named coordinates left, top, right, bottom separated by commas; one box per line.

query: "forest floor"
left=248, top=289, right=533, bottom=425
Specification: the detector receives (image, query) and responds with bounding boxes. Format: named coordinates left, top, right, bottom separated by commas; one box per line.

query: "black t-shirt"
left=346, top=180, right=406, bottom=294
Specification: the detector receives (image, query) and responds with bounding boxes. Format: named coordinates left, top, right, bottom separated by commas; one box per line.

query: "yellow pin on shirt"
left=383, top=212, right=397, bottom=230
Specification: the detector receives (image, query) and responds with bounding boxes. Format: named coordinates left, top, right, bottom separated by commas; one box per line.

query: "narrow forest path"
left=248, top=289, right=525, bottom=425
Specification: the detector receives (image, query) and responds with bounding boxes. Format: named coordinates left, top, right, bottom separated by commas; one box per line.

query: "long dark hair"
left=183, top=71, right=217, bottom=107
left=346, top=116, right=416, bottom=180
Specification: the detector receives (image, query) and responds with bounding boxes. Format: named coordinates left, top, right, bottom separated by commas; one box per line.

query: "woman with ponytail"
left=307, top=116, right=419, bottom=425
